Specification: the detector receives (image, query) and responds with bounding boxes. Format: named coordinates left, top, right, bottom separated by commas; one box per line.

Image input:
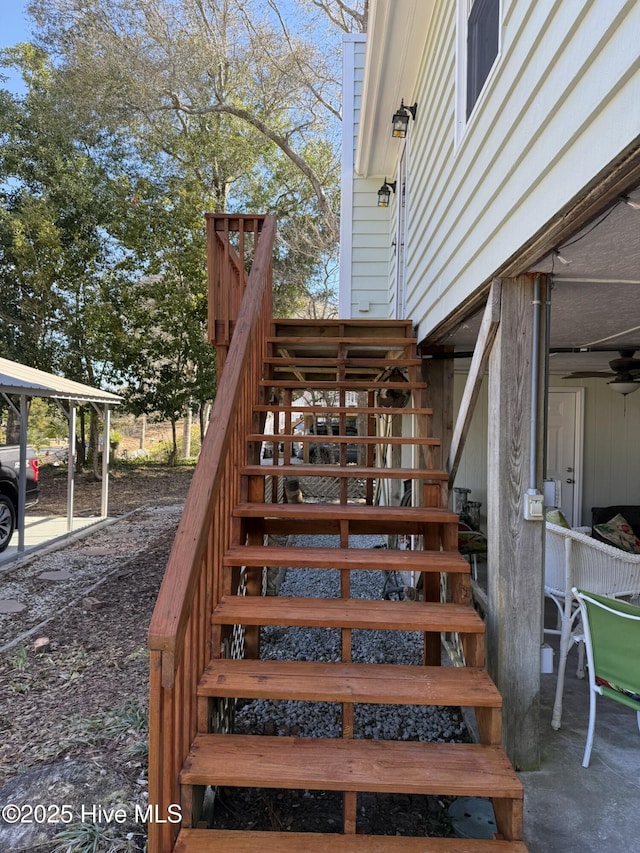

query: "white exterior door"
left=546, top=388, right=584, bottom=527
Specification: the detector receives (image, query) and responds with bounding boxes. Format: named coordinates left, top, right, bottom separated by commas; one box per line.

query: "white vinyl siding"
left=340, top=36, right=392, bottom=319
left=404, top=0, right=640, bottom=338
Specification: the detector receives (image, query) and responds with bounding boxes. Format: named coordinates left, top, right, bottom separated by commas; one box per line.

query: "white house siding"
left=340, top=36, right=394, bottom=319
left=404, top=0, right=640, bottom=339
left=452, top=374, right=640, bottom=528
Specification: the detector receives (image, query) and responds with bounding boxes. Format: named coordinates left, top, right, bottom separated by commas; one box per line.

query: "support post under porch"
left=486, top=274, right=547, bottom=770
left=421, top=344, right=453, bottom=503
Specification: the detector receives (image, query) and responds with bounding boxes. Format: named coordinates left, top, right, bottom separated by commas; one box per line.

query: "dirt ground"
left=35, top=462, right=195, bottom=518
left=0, top=464, right=192, bottom=852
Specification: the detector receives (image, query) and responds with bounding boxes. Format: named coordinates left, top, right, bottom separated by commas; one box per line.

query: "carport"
left=0, top=357, right=122, bottom=553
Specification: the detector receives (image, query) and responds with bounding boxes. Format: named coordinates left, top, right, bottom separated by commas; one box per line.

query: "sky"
left=0, top=0, right=32, bottom=93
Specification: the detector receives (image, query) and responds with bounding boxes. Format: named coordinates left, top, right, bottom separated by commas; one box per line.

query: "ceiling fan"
left=376, top=367, right=411, bottom=408
left=563, top=349, right=640, bottom=394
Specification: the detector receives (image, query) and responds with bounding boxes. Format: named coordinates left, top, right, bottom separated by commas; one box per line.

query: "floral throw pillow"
left=593, top=513, right=640, bottom=553
left=595, top=676, right=640, bottom=702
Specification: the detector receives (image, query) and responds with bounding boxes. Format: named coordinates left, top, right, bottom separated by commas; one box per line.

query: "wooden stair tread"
left=253, top=405, right=434, bottom=415
left=198, top=659, right=501, bottom=707
left=232, top=503, right=459, bottom=524
left=224, top=545, right=468, bottom=573
left=272, top=318, right=414, bottom=329
left=267, top=335, right=416, bottom=346
left=259, top=379, right=427, bottom=390
left=175, top=828, right=528, bottom=852
left=265, top=356, right=422, bottom=367
left=213, top=596, right=484, bottom=633
left=250, top=434, right=440, bottom=446
left=243, top=464, right=449, bottom=480
left=180, top=734, right=523, bottom=798
left=233, top=502, right=457, bottom=522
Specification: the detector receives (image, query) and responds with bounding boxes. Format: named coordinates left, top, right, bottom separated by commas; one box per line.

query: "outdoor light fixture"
left=609, top=375, right=640, bottom=396
left=392, top=100, right=418, bottom=138
left=377, top=179, right=397, bottom=208
left=553, top=248, right=571, bottom=266
left=609, top=377, right=640, bottom=396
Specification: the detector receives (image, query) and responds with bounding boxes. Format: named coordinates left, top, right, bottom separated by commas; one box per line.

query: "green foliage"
left=27, top=398, right=68, bottom=450
left=0, top=45, right=123, bottom=414
left=0, top=47, right=218, bottom=440
left=27, top=0, right=348, bottom=309
left=0, top=0, right=363, bottom=432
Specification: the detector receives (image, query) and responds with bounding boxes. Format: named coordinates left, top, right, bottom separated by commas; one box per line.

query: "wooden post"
left=487, top=275, right=546, bottom=770
left=421, top=345, right=453, bottom=506
left=421, top=345, right=453, bottom=471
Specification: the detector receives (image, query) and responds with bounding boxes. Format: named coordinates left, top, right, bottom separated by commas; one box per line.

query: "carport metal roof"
left=0, top=358, right=122, bottom=404
left=0, top=357, right=122, bottom=554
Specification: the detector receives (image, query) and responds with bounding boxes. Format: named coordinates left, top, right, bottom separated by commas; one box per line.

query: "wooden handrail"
left=147, top=214, right=275, bottom=853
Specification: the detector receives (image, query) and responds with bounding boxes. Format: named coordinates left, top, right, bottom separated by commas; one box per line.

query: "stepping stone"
left=38, top=570, right=72, bottom=581
left=0, top=599, right=27, bottom=614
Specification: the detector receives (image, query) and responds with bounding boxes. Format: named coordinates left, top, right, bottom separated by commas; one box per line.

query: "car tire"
left=0, top=494, right=16, bottom=553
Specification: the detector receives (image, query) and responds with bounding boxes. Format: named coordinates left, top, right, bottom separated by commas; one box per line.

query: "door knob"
left=566, top=478, right=574, bottom=484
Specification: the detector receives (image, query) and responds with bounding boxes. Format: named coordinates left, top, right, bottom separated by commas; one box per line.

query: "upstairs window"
left=466, top=0, right=499, bottom=118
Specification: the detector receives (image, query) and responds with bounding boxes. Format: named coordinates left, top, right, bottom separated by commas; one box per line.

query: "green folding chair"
left=572, top=587, right=640, bottom=767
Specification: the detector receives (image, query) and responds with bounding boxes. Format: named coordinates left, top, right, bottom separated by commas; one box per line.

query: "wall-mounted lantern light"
left=377, top=179, right=397, bottom=208
left=392, top=100, right=418, bottom=138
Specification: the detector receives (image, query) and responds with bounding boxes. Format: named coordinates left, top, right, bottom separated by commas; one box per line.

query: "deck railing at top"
left=147, top=214, right=275, bottom=853
left=206, top=214, right=267, bottom=371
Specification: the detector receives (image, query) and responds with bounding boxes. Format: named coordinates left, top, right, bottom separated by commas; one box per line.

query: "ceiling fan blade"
left=562, top=371, right=614, bottom=379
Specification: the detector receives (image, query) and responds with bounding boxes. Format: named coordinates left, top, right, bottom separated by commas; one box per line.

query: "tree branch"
left=168, top=96, right=338, bottom=240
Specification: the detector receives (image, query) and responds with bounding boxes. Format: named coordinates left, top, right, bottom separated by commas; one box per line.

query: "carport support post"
left=18, top=394, right=28, bottom=552
left=486, top=275, right=546, bottom=770
left=101, top=405, right=111, bottom=517
left=67, top=403, right=77, bottom=532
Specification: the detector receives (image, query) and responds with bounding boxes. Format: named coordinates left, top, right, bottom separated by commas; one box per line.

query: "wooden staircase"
left=148, top=218, right=526, bottom=852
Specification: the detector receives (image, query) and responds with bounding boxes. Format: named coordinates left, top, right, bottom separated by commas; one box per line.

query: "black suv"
left=0, top=445, right=40, bottom=552
left=296, top=417, right=359, bottom=464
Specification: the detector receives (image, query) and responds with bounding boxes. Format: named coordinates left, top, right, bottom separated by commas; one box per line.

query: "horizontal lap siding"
left=351, top=181, right=394, bottom=316
left=405, top=0, right=640, bottom=336
left=348, top=39, right=394, bottom=319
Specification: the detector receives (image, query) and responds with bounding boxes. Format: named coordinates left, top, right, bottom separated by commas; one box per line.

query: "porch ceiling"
left=435, top=187, right=640, bottom=377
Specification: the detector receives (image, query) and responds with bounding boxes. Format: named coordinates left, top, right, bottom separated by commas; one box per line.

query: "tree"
left=1, top=2, right=368, bottom=456
left=0, top=44, right=112, bottom=377
left=103, top=169, right=216, bottom=464
left=0, top=44, right=128, bottom=467
left=106, top=271, right=216, bottom=464
left=27, top=0, right=367, bottom=308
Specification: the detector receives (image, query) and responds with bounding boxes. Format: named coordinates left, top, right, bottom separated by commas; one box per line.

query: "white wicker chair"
left=545, top=522, right=640, bottom=729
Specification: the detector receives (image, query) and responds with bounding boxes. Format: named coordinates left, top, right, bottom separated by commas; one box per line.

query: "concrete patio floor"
left=521, top=631, right=640, bottom=852
left=0, top=514, right=110, bottom=568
